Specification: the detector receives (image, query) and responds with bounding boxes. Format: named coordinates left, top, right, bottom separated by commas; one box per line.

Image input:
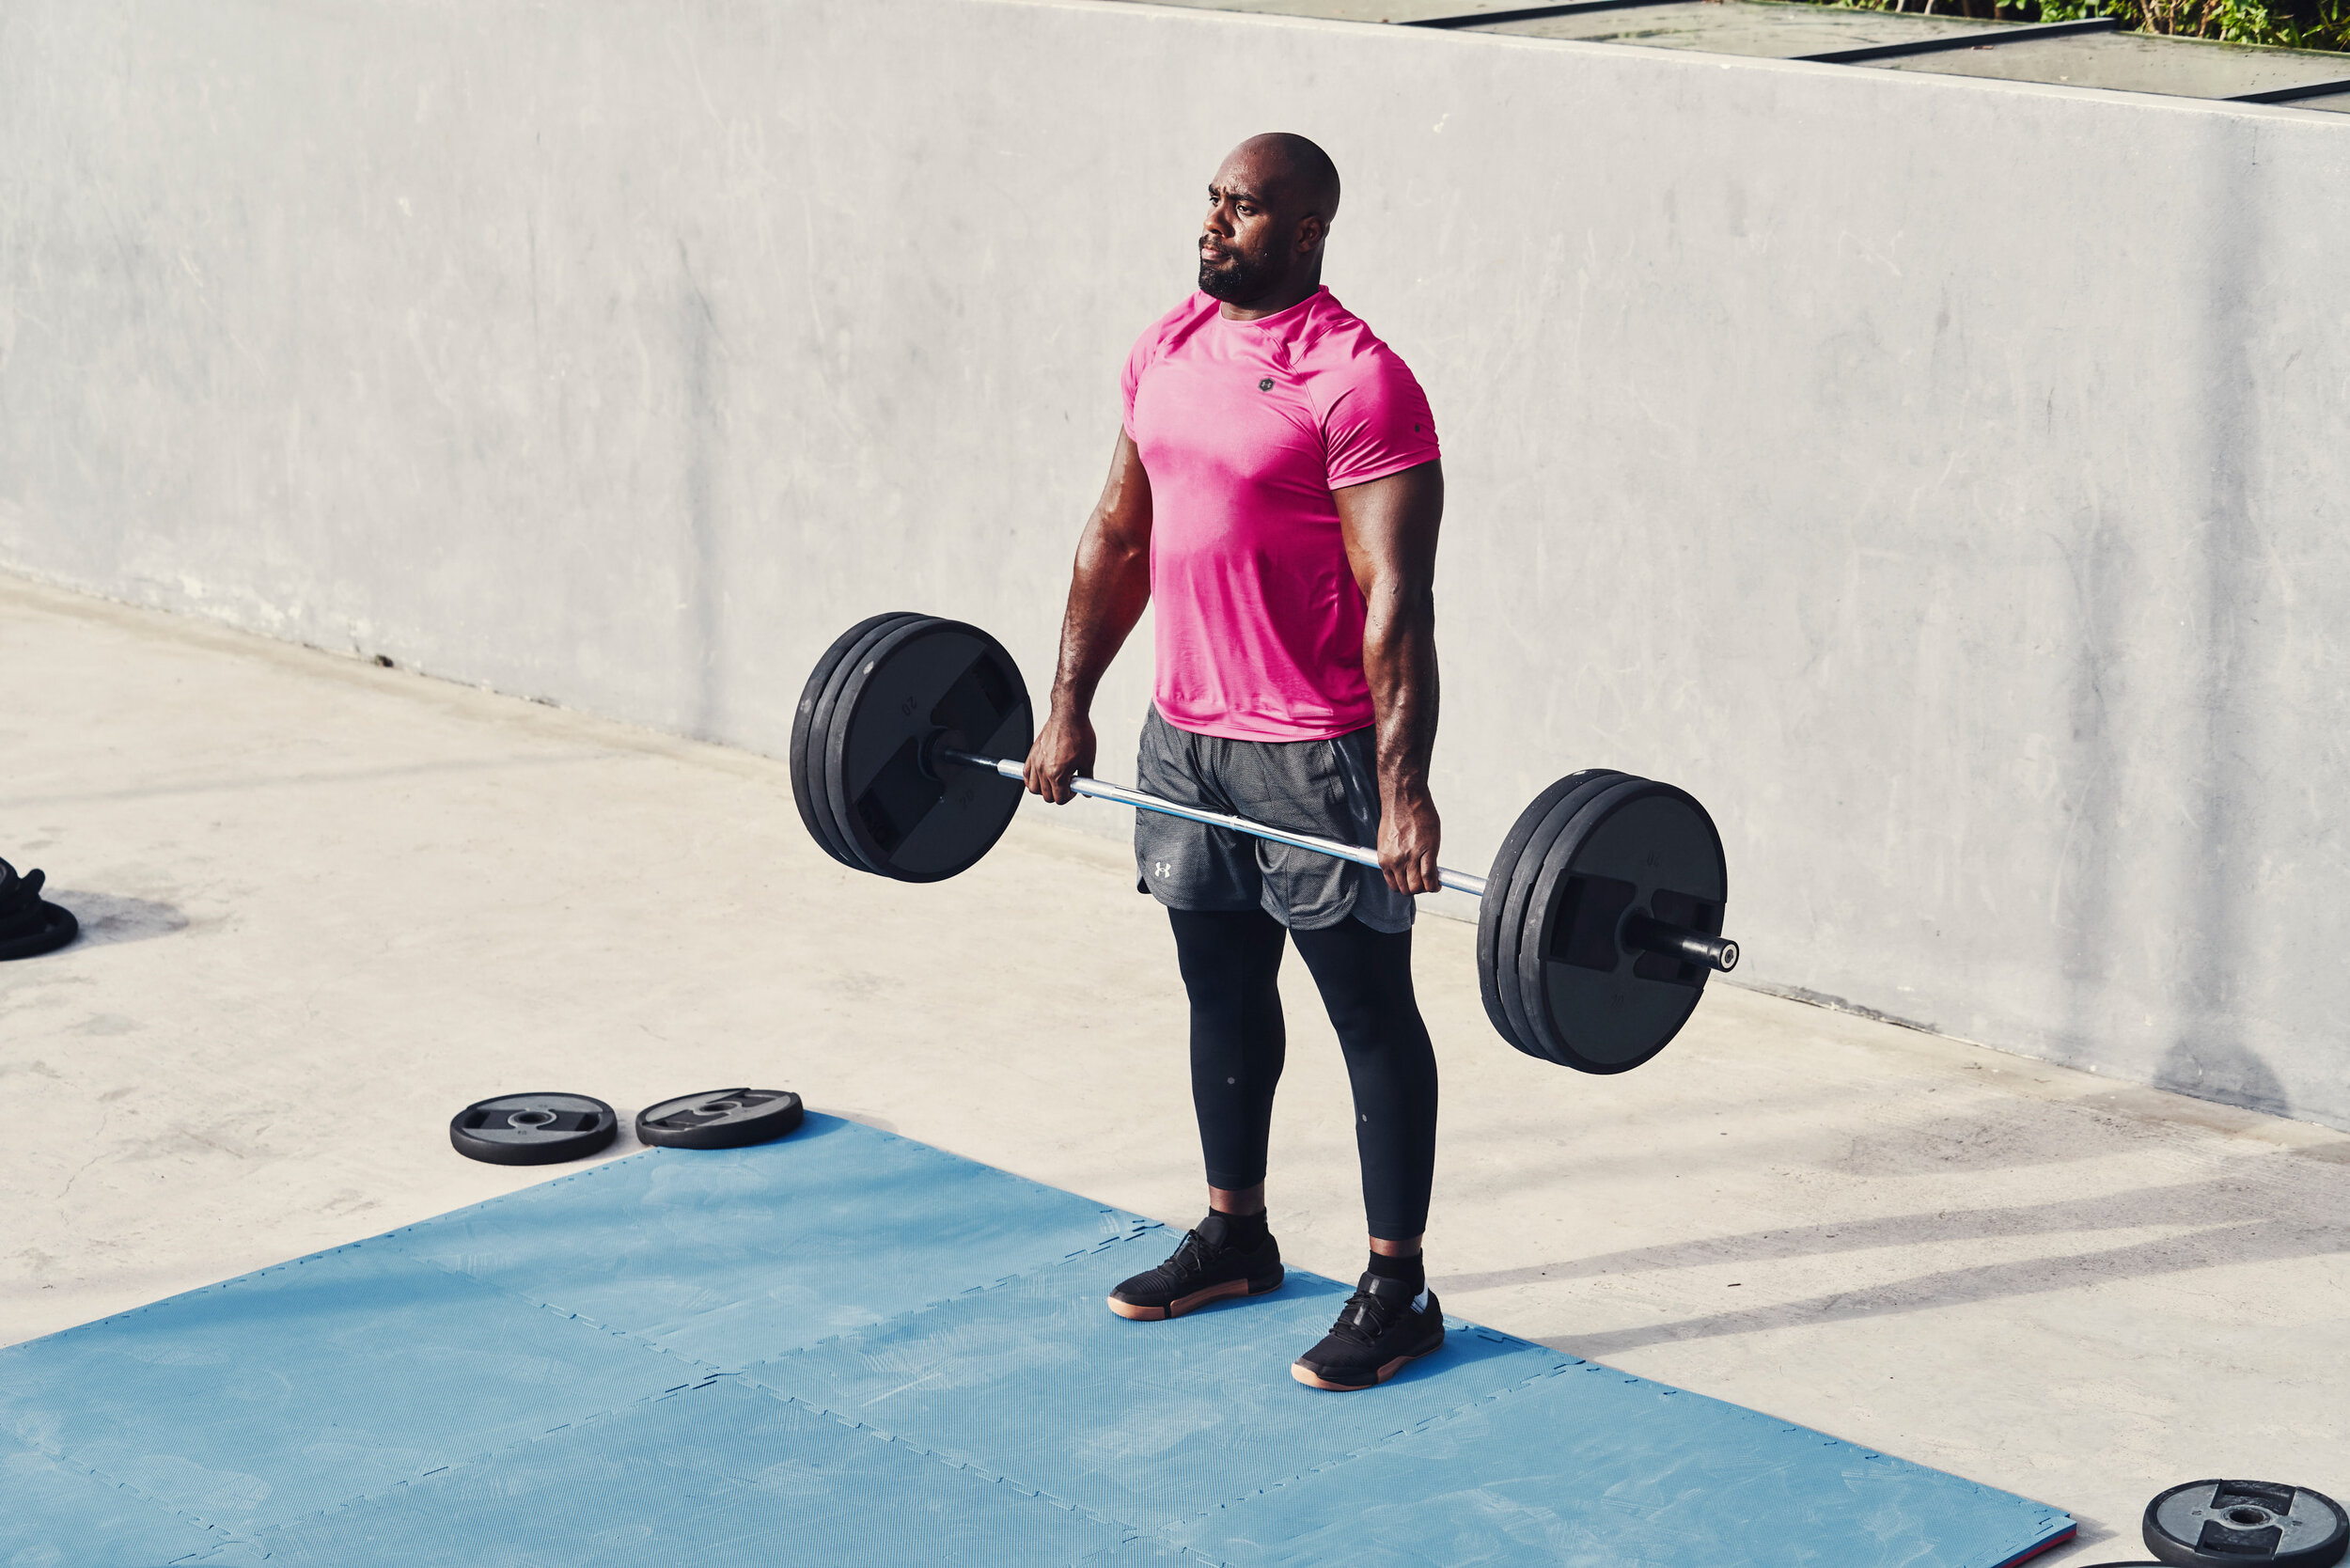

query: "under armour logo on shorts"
left=1154, top=860, right=1172, bottom=878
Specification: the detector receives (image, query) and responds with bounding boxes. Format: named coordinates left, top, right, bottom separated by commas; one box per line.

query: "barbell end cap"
left=1716, top=939, right=1739, bottom=973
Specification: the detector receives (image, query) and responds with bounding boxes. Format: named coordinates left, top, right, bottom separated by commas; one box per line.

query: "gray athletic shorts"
left=1133, top=706, right=1414, bottom=933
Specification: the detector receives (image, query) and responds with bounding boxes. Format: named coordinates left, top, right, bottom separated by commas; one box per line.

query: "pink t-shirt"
left=1122, top=287, right=1440, bottom=743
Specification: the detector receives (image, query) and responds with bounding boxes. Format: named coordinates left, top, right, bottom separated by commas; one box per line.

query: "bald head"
left=1198, top=133, right=1343, bottom=317
left=1229, top=133, right=1341, bottom=227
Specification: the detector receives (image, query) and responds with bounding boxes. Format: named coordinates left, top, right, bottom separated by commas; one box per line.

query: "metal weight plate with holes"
left=0, top=859, right=77, bottom=962
left=823, top=616, right=1032, bottom=881
left=792, top=612, right=926, bottom=870
left=2144, top=1481, right=2349, bottom=1568
left=1512, top=777, right=1729, bottom=1074
left=634, top=1088, right=805, bottom=1151
left=448, top=1092, right=619, bottom=1166
left=1483, top=772, right=1630, bottom=1056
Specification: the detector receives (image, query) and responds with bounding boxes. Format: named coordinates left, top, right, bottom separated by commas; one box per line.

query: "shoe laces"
left=1152, top=1229, right=1218, bottom=1285
left=1327, top=1285, right=1399, bottom=1346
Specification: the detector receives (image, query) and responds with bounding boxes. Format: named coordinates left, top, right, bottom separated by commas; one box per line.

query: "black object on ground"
left=449, top=1092, right=619, bottom=1166
left=634, top=1089, right=805, bottom=1150
left=793, top=611, right=1736, bottom=1074
left=0, top=858, right=78, bottom=962
left=2140, top=1481, right=2348, bottom=1568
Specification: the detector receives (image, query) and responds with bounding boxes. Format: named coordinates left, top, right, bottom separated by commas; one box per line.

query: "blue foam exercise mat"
left=0, top=1114, right=2076, bottom=1565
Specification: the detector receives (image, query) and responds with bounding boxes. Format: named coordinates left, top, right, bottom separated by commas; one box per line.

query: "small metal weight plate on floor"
left=1512, top=776, right=1729, bottom=1074
left=634, top=1088, right=805, bottom=1150
left=449, top=1092, right=619, bottom=1166
left=2145, top=1480, right=2349, bottom=1568
left=822, top=616, right=1032, bottom=882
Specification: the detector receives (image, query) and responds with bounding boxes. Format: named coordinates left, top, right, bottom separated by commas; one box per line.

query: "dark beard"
left=1198, top=247, right=1277, bottom=304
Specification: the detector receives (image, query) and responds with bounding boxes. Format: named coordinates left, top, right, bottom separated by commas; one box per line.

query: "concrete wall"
left=4, top=0, right=2347, bottom=1126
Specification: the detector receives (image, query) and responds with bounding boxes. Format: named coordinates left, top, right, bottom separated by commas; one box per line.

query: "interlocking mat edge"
left=0, top=1115, right=2076, bottom=1566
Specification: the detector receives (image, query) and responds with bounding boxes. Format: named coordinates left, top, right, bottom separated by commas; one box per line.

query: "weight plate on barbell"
left=635, top=1087, right=805, bottom=1150
left=2144, top=1480, right=2348, bottom=1568
left=793, top=612, right=928, bottom=870
left=448, top=1091, right=619, bottom=1166
left=823, top=616, right=1032, bottom=882
left=1499, top=774, right=1653, bottom=1060
left=1479, top=772, right=1614, bottom=1051
left=1513, top=777, right=1728, bottom=1074
left=815, top=615, right=933, bottom=877
left=1481, top=772, right=1629, bottom=1056
left=792, top=613, right=906, bottom=868
left=1509, top=776, right=1655, bottom=1067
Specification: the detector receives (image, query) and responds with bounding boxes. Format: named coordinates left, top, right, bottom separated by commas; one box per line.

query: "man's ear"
left=1298, top=213, right=1328, bottom=254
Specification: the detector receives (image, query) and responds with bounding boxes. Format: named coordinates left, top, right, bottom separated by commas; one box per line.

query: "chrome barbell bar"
left=941, top=747, right=1737, bottom=973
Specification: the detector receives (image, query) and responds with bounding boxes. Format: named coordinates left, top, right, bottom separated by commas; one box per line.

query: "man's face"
left=1198, top=153, right=1318, bottom=305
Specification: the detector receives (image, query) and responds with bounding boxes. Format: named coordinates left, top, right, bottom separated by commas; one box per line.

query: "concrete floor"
left=5, top=571, right=2345, bottom=1562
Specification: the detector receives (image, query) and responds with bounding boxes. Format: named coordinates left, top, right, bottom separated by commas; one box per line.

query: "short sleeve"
left=1322, top=351, right=1440, bottom=490
left=1120, top=324, right=1156, bottom=441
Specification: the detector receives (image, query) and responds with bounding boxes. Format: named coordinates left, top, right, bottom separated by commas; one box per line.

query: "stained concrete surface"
left=4, top=573, right=2346, bottom=1562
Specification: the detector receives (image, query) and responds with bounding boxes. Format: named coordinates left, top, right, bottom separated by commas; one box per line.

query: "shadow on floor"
left=46, top=892, right=187, bottom=948
left=1454, top=1167, right=2350, bottom=1356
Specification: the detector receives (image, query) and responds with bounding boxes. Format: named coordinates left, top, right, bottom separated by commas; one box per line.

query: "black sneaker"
left=1107, top=1220, right=1284, bottom=1321
left=1291, top=1273, right=1445, bottom=1389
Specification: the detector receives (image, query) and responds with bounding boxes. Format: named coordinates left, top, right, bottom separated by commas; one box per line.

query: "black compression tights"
left=1168, top=907, right=1439, bottom=1240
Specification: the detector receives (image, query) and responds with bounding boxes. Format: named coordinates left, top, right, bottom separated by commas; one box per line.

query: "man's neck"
left=1217, top=274, right=1322, bottom=322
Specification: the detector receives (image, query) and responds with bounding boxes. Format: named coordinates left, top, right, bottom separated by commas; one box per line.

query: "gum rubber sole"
left=1290, top=1338, right=1444, bottom=1391
left=1106, top=1271, right=1284, bottom=1322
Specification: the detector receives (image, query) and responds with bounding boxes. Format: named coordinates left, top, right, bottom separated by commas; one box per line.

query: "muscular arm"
left=1024, top=430, right=1154, bottom=804
left=1336, top=460, right=1444, bottom=896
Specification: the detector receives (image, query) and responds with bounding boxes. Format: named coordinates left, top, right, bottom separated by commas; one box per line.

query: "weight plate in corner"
left=2144, top=1480, right=2348, bottom=1568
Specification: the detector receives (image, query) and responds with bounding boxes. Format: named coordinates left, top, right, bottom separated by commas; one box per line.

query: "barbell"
left=791, top=612, right=1739, bottom=1074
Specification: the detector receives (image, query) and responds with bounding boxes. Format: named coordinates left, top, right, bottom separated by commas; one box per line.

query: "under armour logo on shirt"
left=1257, top=378, right=1275, bottom=392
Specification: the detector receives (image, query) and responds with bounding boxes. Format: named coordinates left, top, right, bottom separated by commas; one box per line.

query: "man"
left=1022, top=133, right=1447, bottom=1391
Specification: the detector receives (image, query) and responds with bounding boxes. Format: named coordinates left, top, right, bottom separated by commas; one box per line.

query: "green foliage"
left=1834, top=0, right=2350, bottom=50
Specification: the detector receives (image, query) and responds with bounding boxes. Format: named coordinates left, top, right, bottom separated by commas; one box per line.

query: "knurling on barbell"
left=792, top=612, right=1737, bottom=1074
